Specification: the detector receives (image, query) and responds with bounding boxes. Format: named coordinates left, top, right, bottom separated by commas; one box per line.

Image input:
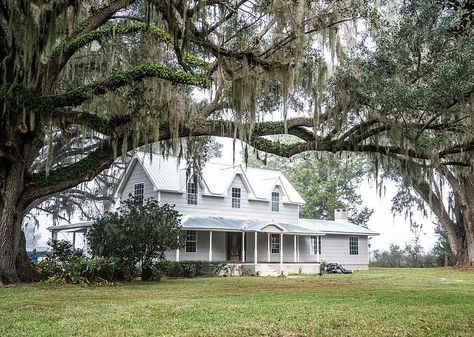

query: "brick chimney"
left=334, top=208, right=348, bottom=221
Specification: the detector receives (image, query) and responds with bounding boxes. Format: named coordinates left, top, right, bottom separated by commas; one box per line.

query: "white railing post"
left=176, top=248, right=180, bottom=262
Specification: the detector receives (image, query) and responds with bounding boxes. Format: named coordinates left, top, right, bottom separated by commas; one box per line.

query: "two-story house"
left=113, top=152, right=378, bottom=275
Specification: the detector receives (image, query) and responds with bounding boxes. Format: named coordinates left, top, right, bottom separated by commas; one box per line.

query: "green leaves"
left=87, top=197, right=183, bottom=280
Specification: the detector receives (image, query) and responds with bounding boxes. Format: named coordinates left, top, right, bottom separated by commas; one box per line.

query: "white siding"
left=120, top=162, right=157, bottom=201
left=118, top=162, right=370, bottom=270
left=160, top=175, right=299, bottom=223
left=317, top=234, right=369, bottom=269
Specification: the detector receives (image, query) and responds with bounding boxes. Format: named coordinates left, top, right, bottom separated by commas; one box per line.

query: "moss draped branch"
left=71, top=0, right=135, bottom=38
left=21, top=114, right=474, bottom=206
left=52, top=22, right=208, bottom=69
left=48, top=64, right=208, bottom=107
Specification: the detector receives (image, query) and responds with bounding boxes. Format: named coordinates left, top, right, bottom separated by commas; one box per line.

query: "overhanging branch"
left=48, top=64, right=208, bottom=107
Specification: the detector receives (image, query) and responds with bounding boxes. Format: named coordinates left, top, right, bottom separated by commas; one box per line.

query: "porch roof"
left=181, top=216, right=323, bottom=235
left=46, top=221, right=93, bottom=233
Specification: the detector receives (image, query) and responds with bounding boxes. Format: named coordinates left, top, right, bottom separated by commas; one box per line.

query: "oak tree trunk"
left=0, top=160, right=33, bottom=284
left=449, top=175, right=474, bottom=267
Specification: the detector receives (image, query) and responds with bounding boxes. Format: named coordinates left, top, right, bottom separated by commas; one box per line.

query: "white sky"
left=34, top=137, right=438, bottom=253
left=215, top=138, right=438, bottom=252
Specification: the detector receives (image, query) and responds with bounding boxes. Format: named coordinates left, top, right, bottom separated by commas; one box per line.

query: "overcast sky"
left=35, top=138, right=438, bottom=252
left=215, top=138, right=438, bottom=252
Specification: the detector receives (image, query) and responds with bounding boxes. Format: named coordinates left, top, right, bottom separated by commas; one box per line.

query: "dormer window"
left=271, top=192, right=280, bottom=212
left=187, top=179, right=198, bottom=205
left=134, top=183, right=144, bottom=202
left=232, top=187, right=241, bottom=208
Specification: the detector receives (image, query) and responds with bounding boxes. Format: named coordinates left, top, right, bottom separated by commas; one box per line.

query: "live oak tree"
left=1, top=0, right=373, bottom=284
left=339, top=0, right=474, bottom=266
left=1, top=0, right=474, bottom=285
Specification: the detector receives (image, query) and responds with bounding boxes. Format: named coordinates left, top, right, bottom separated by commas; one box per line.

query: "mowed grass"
left=1, top=268, right=473, bottom=337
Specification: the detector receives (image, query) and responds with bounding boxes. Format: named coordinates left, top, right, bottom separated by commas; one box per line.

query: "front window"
left=271, top=192, right=280, bottom=212
left=232, top=187, right=241, bottom=208
left=311, top=236, right=322, bottom=255
left=134, top=183, right=144, bottom=202
left=349, top=237, right=359, bottom=255
left=271, top=234, right=280, bottom=254
left=187, top=179, right=197, bottom=205
left=185, top=230, right=197, bottom=253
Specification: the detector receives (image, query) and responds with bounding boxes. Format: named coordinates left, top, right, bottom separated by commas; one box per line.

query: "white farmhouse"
left=113, top=152, right=378, bottom=276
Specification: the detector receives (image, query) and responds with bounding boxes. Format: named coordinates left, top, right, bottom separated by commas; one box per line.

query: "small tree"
left=87, top=198, right=182, bottom=281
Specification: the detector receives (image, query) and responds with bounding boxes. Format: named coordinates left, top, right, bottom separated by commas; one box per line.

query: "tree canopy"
left=1, top=0, right=474, bottom=284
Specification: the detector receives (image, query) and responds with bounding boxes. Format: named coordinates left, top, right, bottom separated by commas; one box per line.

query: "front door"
left=227, top=232, right=242, bottom=262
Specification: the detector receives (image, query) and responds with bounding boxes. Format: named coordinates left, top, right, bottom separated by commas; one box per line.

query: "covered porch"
left=176, top=216, right=323, bottom=276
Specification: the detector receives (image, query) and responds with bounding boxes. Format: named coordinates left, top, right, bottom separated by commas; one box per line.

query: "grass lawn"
left=1, top=268, right=473, bottom=337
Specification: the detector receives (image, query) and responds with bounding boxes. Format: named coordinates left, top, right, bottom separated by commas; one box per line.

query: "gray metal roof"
left=46, top=217, right=377, bottom=236
left=116, top=153, right=306, bottom=205
left=182, top=216, right=323, bottom=235
left=298, top=219, right=379, bottom=236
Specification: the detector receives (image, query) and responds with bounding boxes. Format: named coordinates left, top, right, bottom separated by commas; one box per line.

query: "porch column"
left=316, top=236, right=320, bottom=263
left=176, top=233, right=180, bottom=262
left=241, top=232, right=245, bottom=262
left=209, top=231, right=213, bottom=262
left=297, top=236, right=300, bottom=262
left=267, top=233, right=271, bottom=262
left=72, top=231, right=76, bottom=249
left=280, top=233, right=284, bottom=266
left=293, top=235, right=297, bottom=262
left=52, top=231, right=58, bottom=241
left=254, top=232, right=258, bottom=265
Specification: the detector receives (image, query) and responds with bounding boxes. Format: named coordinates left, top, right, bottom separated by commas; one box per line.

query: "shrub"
left=47, top=239, right=83, bottom=262
left=87, top=197, right=183, bottom=281
left=153, top=260, right=227, bottom=279
left=36, top=256, right=125, bottom=284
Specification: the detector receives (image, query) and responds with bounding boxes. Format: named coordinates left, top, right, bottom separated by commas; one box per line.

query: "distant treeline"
left=370, top=243, right=455, bottom=268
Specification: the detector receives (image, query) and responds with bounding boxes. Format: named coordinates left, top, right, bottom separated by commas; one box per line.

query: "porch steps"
left=257, top=264, right=281, bottom=277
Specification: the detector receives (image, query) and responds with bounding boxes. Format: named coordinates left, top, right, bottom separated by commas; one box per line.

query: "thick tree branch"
left=71, top=0, right=135, bottom=39
left=48, top=64, right=208, bottom=107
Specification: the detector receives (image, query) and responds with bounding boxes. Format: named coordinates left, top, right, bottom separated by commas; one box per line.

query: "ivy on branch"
left=49, top=64, right=209, bottom=107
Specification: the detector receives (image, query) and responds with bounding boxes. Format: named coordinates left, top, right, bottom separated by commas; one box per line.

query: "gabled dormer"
left=116, top=152, right=306, bottom=223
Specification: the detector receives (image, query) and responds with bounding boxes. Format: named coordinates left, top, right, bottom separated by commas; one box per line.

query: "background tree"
left=87, top=197, right=182, bottom=281
left=246, top=151, right=373, bottom=227
left=433, top=223, right=456, bottom=267
left=335, top=0, right=474, bottom=266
